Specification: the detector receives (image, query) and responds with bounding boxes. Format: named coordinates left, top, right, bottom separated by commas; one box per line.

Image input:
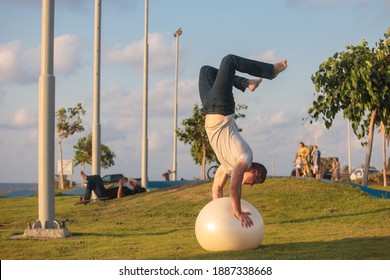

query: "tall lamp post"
left=172, top=28, right=182, bottom=181
left=92, top=0, right=102, bottom=177
left=142, top=0, right=149, bottom=189
left=24, top=0, right=69, bottom=238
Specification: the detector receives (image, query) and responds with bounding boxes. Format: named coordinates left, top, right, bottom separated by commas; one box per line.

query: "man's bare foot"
left=80, top=171, right=87, bottom=180
left=273, top=59, right=287, bottom=78
left=247, top=78, right=262, bottom=91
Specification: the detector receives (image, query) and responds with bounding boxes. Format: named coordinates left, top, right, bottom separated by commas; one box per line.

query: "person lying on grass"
left=78, top=171, right=145, bottom=203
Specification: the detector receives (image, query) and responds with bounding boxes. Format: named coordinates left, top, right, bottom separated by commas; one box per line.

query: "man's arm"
left=212, top=165, right=229, bottom=199
left=117, top=178, right=124, bottom=198
left=230, top=160, right=253, bottom=228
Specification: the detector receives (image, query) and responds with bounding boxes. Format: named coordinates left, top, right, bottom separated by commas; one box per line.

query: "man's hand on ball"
left=235, top=211, right=253, bottom=228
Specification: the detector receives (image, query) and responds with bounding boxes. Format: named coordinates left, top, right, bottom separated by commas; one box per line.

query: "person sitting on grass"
left=78, top=171, right=145, bottom=204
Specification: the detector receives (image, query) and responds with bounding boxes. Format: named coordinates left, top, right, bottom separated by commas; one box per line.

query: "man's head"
left=243, top=162, right=267, bottom=186
left=128, top=178, right=140, bottom=187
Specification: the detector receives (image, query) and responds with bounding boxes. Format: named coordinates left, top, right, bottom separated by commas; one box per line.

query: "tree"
left=56, top=103, right=85, bottom=189
left=73, top=133, right=116, bottom=186
left=342, top=164, right=350, bottom=174
left=176, top=103, right=247, bottom=179
left=307, top=28, right=390, bottom=187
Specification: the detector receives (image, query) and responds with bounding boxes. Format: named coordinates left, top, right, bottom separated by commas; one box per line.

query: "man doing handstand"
left=199, top=54, right=287, bottom=227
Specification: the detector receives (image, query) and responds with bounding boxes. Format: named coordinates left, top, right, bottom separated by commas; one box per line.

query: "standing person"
left=161, top=169, right=174, bottom=181
left=297, top=142, right=310, bottom=176
left=295, top=155, right=303, bottom=177
left=311, top=145, right=321, bottom=179
left=199, top=54, right=287, bottom=227
left=331, top=157, right=341, bottom=181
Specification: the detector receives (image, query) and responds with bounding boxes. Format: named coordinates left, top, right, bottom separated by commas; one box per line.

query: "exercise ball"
left=195, top=197, right=264, bottom=251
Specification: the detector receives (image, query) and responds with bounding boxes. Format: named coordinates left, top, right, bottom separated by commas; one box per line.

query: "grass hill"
left=0, top=178, right=389, bottom=260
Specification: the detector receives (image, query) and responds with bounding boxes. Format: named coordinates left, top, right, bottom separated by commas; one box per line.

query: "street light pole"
left=142, top=0, right=149, bottom=189
left=172, top=28, right=182, bottom=181
left=92, top=0, right=102, bottom=177
left=37, top=0, right=56, bottom=230
left=24, top=0, right=69, bottom=238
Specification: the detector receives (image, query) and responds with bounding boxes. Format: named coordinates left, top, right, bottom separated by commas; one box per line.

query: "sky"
left=0, top=0, right=389, bottom=184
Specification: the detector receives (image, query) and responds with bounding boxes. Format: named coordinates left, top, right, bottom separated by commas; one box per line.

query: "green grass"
left=0, top=178, right=389, bottom=260
left=364, top=184, right=390, bottom=191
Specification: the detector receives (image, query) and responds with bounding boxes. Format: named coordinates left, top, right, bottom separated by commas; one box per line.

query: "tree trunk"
left=381, top=121, right=387, bottom=187
left=362, top=108, right=377, bottom=187
left=201, top=142, right=206, bottom=180
left=59, top=140, right=64, bottom=190
left=81, top=161, right=85, bottom=188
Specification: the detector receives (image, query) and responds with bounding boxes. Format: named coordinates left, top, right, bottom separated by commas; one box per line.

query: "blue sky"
left=1, top=0, right=389, bottom=183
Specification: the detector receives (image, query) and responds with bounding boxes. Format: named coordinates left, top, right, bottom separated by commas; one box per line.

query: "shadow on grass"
left=277, top=207, right=390, bottom=224
left=71, top=229, right=178, bottom=238
left=190, top=235, right=390, bottom=260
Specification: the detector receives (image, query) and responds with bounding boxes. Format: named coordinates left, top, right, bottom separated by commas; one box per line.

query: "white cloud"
left=0, top=42, right=18, bottom=81
left=149, top=33, right=177, bottom=72
left=105, top=42, right=143, bottom=66
left=268, top=111, right=289, bottom=126
left=54, top=35, right=86, bottom=76
left=105, top=32, right=176, bottom=72
left=149, top=79, right=174, bottom=115
left=13, top=108, right=37, bottom=128
left=250, top=50, right=279, bottom=63
left=100, top=84, right=142, bottom=127
left=98, top=78, right=198, bottom=137
left=0, top=41, right=37, bottom=84
left=177, top=79, right=199, bottom=114
left=149, top=130, right=170, bottom=152
left=0, top=35, right=85, bottom=85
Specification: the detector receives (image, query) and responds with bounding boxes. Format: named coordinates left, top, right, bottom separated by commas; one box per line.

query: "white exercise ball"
left=195, top=197, right=264, bottom=251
